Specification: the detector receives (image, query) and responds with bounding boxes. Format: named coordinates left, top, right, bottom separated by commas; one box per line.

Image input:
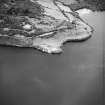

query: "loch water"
left=0, top=3, right=104, bottom=105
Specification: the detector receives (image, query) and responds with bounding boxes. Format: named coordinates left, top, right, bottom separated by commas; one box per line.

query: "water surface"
left=0, top=6, right=104, bottom=105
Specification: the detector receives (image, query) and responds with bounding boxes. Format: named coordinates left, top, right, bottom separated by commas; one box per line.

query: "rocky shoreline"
left=0, top=0, right=94, bottom=54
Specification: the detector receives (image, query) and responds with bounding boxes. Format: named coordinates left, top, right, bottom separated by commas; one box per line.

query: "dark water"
left=0, top=6, right=104, bottom=105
